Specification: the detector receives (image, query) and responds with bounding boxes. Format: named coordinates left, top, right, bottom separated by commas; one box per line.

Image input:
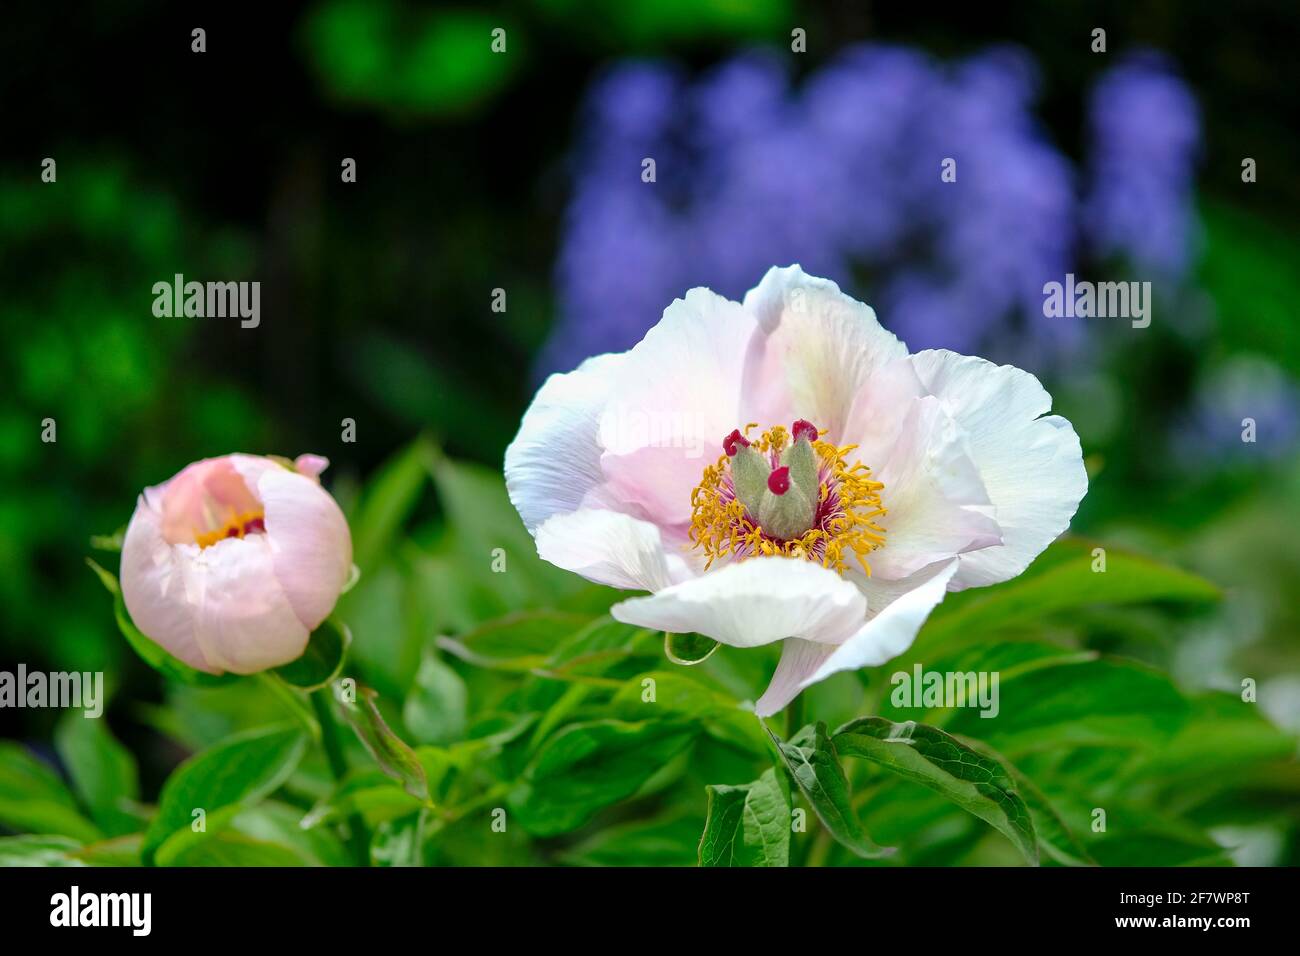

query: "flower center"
left=689, top=421, right=887, bottom=575
left=193, top=509, right=267, bottom=548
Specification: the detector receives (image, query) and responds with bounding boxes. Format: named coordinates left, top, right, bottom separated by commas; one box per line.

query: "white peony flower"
left=505, top=266, right=1087, bottom=715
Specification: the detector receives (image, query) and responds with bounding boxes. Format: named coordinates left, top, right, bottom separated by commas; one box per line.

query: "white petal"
left=909, top=350, right=1087, bottom=589
left=752, top=639, right=835, bottom=717
left=504, top=352, right=626, bottom=534
left=868, top=396, right=1002, bottom=580
left=120, top=495, right=213, bottom=673
left=595, top=288, right=762, bottom=529
left=741, top=265, right=908, bottom=439
left=753, top=560, right=958, bottom=716
left=181, top=535, right=311, bottom=675
left=611, top=556, right=866, bottom=649
left=535, top=508, right=694, bottom=592
left=257, top=467, right=353, bottom=630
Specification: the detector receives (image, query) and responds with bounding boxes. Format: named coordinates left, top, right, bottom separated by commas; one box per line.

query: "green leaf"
left=509, top=719, right=697, bottom=836
left=0, top=742, right=102, bottom=842
left=699, top=768, right=791, bottom=866
left=556, top=813, right=701, bottom=867
left=89, top=527, right=125, bottom=552
left=303, top=771, right=425, bottom=829
left=86, top=558, right=237, bottom=688
left=0, top=834, right=87, bottom=867
left=547, top=617, right=659, bottom=676
left=767, top=722, right=892, bottom=859
left=338, top=687, right=429, bottom=802
left=437, top=610, right=592, bottom=672
left=611, top=670, right=768, bottom=755
left=665, top=631, right=720, bottom=666
left=833, top=717, right=1038, bottom=865
left=165, top=831, right=312, bottom=867
left=429, top=455, right=588, bottom=608
left=904, top=539, right=1219, bottom=666
left=54, top=712, right=141, bottom=836
left=349, top=435, right=436, bottom=572
left=403, top=650, right=469, bottom=745
left=941, top=658, right=1190, bottom=755
left=274, top=617, right=352, bottom=690
left=226, top=801, right=352, bottom=866
left=142, top=725, right=307, bottom=866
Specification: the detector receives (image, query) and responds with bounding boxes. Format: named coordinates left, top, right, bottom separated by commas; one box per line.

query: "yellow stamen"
left=193, top=509, right=266, bottom=549
left=688, top=425, right=887, bottom=575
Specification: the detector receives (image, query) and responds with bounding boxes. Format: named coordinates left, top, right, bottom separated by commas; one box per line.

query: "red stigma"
left=768, top=466, right=791, bottom=495
left=723, top=429, right=750, bottom=457
left=792, top=419, right=819, bottom=444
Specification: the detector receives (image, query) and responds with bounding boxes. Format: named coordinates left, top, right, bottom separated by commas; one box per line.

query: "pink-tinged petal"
left=158, top=456, right=264, bottom=545
left=256, top=467, right=353, bottom=631
left=611, top=556, right=865, bottom=650
left=754, top=560, right=958, bottom=716
left=741, top=265, right=908, bottom=440
left=182, top=535, right=310, bottom=674
left=120, top=496, right=214, bottom=673
left=505, top=352, right=627, bottom=534
left=868, top=396, right=1003, bottom=580
left=596, top=443, right=713, bottom=542
left=839, top=355, right=928, bottom=467
left=293, top=454, right=330, bottom=479
left=594, top=288, right=763, bottom=529
left=752, top=639, right=836, bottom=717
left=909, top=350, right=1087, bottom=590
left=536, top=508, right=695, bottom=592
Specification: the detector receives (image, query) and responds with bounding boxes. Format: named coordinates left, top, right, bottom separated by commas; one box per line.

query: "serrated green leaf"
left=833, top=716, right=1038, bottom=865
left=767, top=722, right=892, bottom=859
left=699, top=768, right=791, bottom=866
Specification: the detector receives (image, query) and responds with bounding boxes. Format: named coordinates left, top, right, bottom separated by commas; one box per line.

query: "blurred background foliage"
left=1, top=1, right=1298, bottom=865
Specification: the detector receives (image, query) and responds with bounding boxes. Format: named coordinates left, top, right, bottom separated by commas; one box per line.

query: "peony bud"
left=120, top=453, right=353, bottom=675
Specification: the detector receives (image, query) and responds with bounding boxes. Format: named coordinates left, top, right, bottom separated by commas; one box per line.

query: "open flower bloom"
left=506, top=266, right=1087, bottom=715
left=121, top=453, right=353, bottom=675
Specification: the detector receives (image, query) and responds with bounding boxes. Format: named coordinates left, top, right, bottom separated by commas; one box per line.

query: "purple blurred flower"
left=1084, top=51, right=1201, bottom=277
left=543, top=44, right=1199, bottom=376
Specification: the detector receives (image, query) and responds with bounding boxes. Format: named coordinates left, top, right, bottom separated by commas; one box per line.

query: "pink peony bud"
left=120, top=453, right=353, bottom=675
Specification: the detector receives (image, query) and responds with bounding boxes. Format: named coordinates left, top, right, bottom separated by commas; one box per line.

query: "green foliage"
left=833, top=717, right=1038, bottom=864
left=769, top=722, right=893, bottom=859
left=8, top=442, right=1293, bottom=868
left=142, top=726, right=307, bottom=866
left=699, top=769, right=791, bottom=867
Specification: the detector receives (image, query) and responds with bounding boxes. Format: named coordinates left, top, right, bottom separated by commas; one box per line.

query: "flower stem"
left=256, top=672, right=319, bottom=741
left=310, top=687, right=371, bottom=866
left=785, top=694, right=805, bottom=739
